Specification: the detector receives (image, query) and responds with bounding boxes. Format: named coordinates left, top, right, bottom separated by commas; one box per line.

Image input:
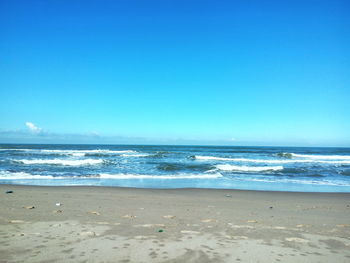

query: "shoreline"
left=2, top=183, right=350, bottom=194
left=1, top=185, right=350, bottom=262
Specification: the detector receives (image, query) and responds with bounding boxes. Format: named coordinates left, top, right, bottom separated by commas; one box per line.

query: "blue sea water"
left=1, top=144, right=350, bottom=192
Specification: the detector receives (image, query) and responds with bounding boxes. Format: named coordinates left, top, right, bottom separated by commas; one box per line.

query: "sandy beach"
left=0, top=185, right=349, bottom=262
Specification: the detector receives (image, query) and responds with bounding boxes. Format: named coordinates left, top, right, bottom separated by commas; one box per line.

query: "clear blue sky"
left=0, top=0, right=349, bottom=146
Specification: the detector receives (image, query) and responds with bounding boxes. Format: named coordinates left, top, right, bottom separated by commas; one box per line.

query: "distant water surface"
left=1, top=144, right=350, bottom=192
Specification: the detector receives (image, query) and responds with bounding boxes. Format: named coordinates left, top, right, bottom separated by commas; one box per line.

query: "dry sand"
left=0, top=185, right=349, bottom=262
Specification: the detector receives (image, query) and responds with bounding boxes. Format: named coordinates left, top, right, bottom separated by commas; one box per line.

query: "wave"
left=0, top=148, right=33, bottom=151
left=40, top=149, right=136, bottom=156
left=291, top=153, right=350, bottom=160
left=195, top=155, right=295, bottom=163
left=0, top=171, right=222, bottom=180
left=1, top=149, right=136, bottom=156
left=194, top=155, right=350, bottom=164
left=13, top=158, right=104, bottom=166
left=195, top=155, right=301, bottom=163
left=2, top=170, right=348, bottom=186
left=0, top=171, right=107, bottom=180
left=120, top=153, right=150, bottom=157
left=215, top=164, right=283, bottom=172
left=98, top=173, right=222, bottom=179
left=0, top=171, right=56, bottom=180
left=247, top=178, right=350, bottom=187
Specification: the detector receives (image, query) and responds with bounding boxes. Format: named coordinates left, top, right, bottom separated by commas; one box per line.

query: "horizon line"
left=1, top=142, right=349, bottom=148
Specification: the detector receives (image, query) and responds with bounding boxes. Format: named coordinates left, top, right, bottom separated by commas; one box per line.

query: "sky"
left=0, top=0, right=349, bottom=146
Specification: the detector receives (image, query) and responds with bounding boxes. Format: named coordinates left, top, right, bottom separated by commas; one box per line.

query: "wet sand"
left=0, top=185, right=349, bottom=262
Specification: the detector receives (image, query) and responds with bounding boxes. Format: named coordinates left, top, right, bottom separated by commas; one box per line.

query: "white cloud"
left=89, top=131, right=100, bottom=137
left=25, top=122, right=42, bottom=133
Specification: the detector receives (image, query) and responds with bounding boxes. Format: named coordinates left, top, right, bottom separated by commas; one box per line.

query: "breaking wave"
left=40, top=149, right=136, bottom=156
left=13, top=159, right=104, bottom=166
left=0, top=171, right=56, bottom=180
left=195, top=155, right=296, bottom=163
left=120, top=153, right=150, bottom=157
left=0, top=171, right=222, bottom=180
left=194, top=155, right=350, bottom=164
left=2, top=144, right=350, bottom=192
left=247, top=178, right=350, bottom=187
left=97, top=173, right=223, bottom=179
left=290, top=153, right=350, bottom=160
left=1, top=149, right=137, bottom=156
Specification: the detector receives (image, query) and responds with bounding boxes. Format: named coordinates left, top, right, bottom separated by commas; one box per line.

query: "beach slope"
left=1, top=185, right=349, bottom=262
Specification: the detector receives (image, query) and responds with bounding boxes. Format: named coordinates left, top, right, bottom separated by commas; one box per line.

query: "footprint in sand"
left=23, top=206, right=35, bottom=209
left=296, top=224, right=309, bottom=228
left=96, top=222, right=110, bottom=225
left=9, top=220, right=25, bottom=224
left=229, top=235, right=249, bottom=240
left=180, top=230, right=200, bottom=234
left=163, top=215, right=176, bottom=219
left=134, top=224, right=165, bottom=228
left=122, top=215, right=137, bottom=219
left=134, top=235, right=157, bottom=240
left=285, top=237, right=309, bottom=243
left=246, top=220, right=258, bottom=223
left=88, top=211, right=100, bottom=215
left=201, top=219, right=217, bottom=223
left=79, top=231, right=96, bottom=237
left=273, top=226, right=286, bottom=230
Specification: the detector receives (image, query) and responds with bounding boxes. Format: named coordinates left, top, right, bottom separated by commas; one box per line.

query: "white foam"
left=196, top=155, right=299, bottom=164
left=247, top=178, right=350, bottom=187
left=0, top=171, right=222, bottom=180
left=291, top=153, right=350, bottom=160
left=14, top=159, right=104, bottom=166
left=196, top=155, right=285, bottom=163
left=0, top=149, right=33, bottom=151
left=195, top=155, right=350, bottom=164
left=0, top=149, right=137, bottom=156
left=98, top=173, right=223, bottom=179
left=216, top=164, right=283, bottom=172
left=40, top=149, right=136, bottom=155
left=195, top=155, right=233, bottom=161
left=120, top=153, right=150, bottom=157
left=2, top=171, right=348, bottom=187
left=71, top=153, right=86, bottom=157
left=0, top=171, right=56, bottom=180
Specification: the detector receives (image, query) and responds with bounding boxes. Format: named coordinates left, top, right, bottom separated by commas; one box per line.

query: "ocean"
left=1, top=144, right=350, bottom=192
